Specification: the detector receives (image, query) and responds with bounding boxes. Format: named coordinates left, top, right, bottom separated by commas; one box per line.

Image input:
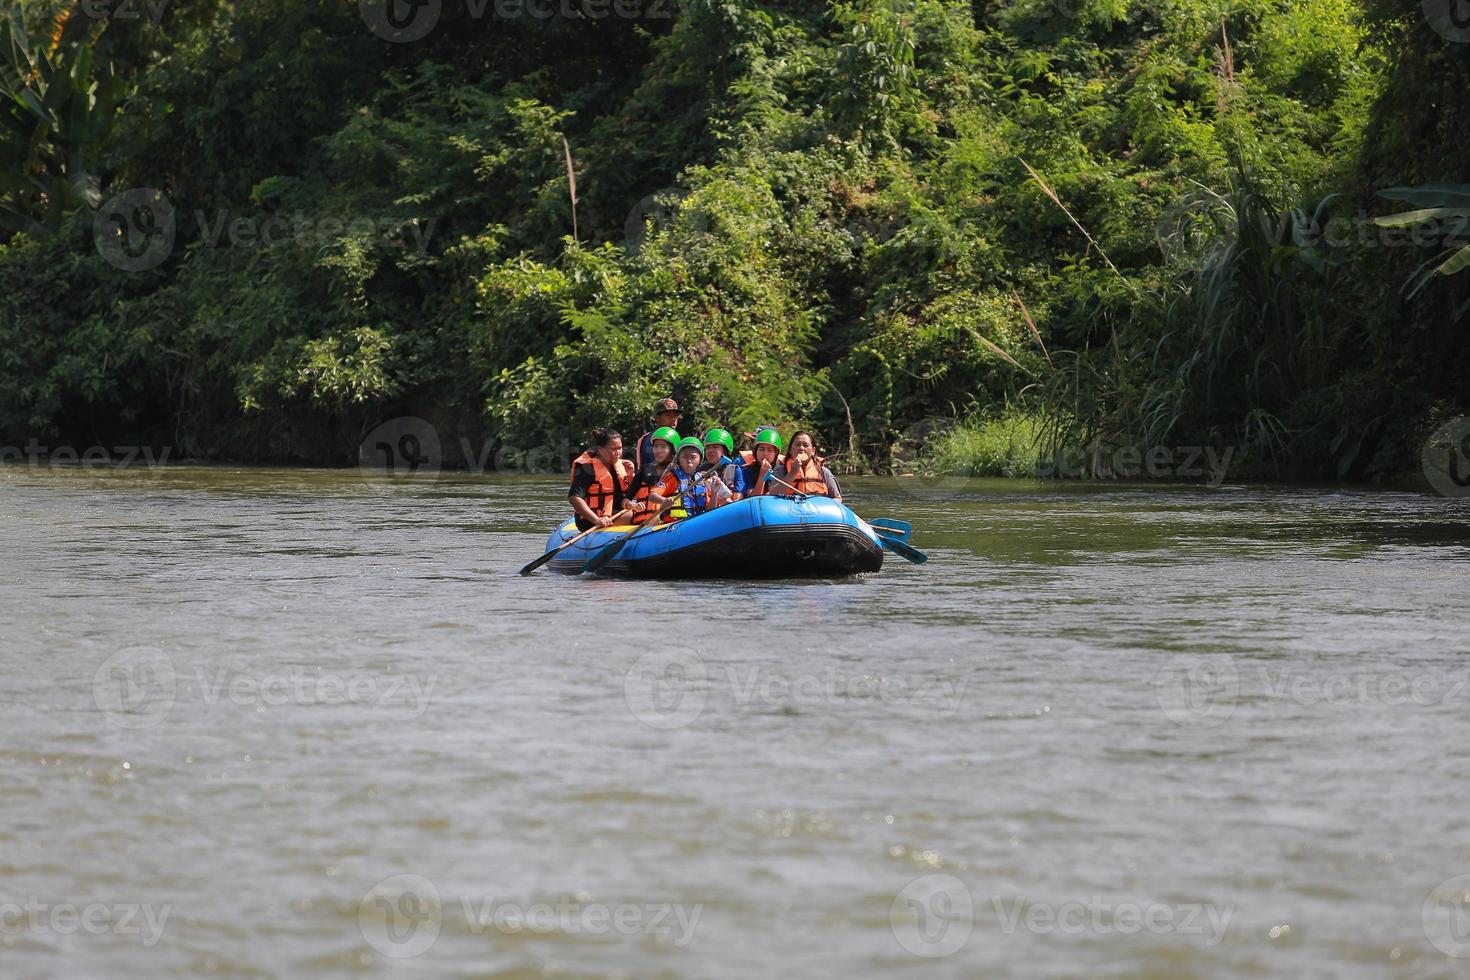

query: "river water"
left=3, top=464, right=1469, bottom=978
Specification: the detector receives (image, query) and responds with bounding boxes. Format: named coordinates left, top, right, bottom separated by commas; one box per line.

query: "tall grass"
left=921, top=410, right=1045, bottom=478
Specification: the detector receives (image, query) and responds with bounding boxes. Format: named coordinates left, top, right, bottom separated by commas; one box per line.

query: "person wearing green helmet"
left=733, top=427, right=784, bottom=499
left=699, top=427, right=746, bottom=503
left=624, top=425, right=678, bottom=525
left=656, top=436, right=728, bottom=520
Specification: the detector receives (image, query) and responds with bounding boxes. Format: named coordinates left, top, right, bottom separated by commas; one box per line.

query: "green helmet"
left=675, top=436, right=706, bottom=457
left=650, top=425, right=679, bottom=449
left=703, top=427, right=735, bottom=456
left=754, top=428, right=784, bottom=452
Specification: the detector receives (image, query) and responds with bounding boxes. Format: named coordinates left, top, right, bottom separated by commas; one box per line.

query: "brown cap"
left=653, top=398, right=682, bottom=416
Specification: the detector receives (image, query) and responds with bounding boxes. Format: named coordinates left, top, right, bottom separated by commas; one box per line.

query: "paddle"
left=580, top=497, right=679, bottom=574
left=519, top=508, right=633, bottom=575
left=869, top=518, right=913, bottom=542
left=764, top=472, right=806, bottom=498
left=873, top=525, right=929, bottom=564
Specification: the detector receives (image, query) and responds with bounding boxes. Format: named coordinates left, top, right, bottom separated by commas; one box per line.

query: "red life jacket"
left=570, top=452, right=634, bottom=518
left=784, top=453, right=831, bottom=496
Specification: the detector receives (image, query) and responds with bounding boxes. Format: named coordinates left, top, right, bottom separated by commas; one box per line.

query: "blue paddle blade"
left=870, top=518, right=913, bottom=542
left=878, top=533, right=928, bottom=564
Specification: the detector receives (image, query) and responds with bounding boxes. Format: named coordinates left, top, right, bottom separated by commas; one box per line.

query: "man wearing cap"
left=635, top=398, right=682, bottom=469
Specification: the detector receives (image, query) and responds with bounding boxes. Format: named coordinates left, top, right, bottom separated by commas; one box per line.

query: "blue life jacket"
left=735, top=458, right=765, bottom=496
left=668, top=467, right=711, bottom=517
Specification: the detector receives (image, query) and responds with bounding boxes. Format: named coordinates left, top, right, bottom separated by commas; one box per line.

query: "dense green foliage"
left=0, top=0, right=1465, bottom=478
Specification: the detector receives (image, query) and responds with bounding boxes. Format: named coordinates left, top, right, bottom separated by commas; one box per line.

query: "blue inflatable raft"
left=543, top=495, right=885, bottom=578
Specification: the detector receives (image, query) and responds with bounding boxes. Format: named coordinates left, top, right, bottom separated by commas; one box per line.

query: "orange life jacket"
left=784, top=453, right=831, bottom=496
left=629, top=464, right=666, bottom=525
left=570, top=452, right=634, bottom=518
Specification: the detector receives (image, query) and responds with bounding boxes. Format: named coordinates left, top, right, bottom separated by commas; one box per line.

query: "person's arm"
left=726, top=462, right=746, bottom=499
left=751, top=459, right=772, bottom=495
left=569, top=495, right=609, bottom=526
left=822, top=465, right=842, bottom=502
left=569, top=465, right=614, bottom=527
left=769, top=462, right=792, bottom=496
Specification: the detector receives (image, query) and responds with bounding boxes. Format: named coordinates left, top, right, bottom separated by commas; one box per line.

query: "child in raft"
left=698, top=427, right=746, bottom=504
left=658, top=437, right=730, bottom=521
left=624, top=426, right=676, bottom=525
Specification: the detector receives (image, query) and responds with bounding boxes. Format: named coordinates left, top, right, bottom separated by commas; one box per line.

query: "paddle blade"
left=879, top=534, right=929, bottom=564
left=518, top=550, right=557, bottom=576
left=870, top=518, right=913, bottom=542
left=580, top=537, right=627, bottom=574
